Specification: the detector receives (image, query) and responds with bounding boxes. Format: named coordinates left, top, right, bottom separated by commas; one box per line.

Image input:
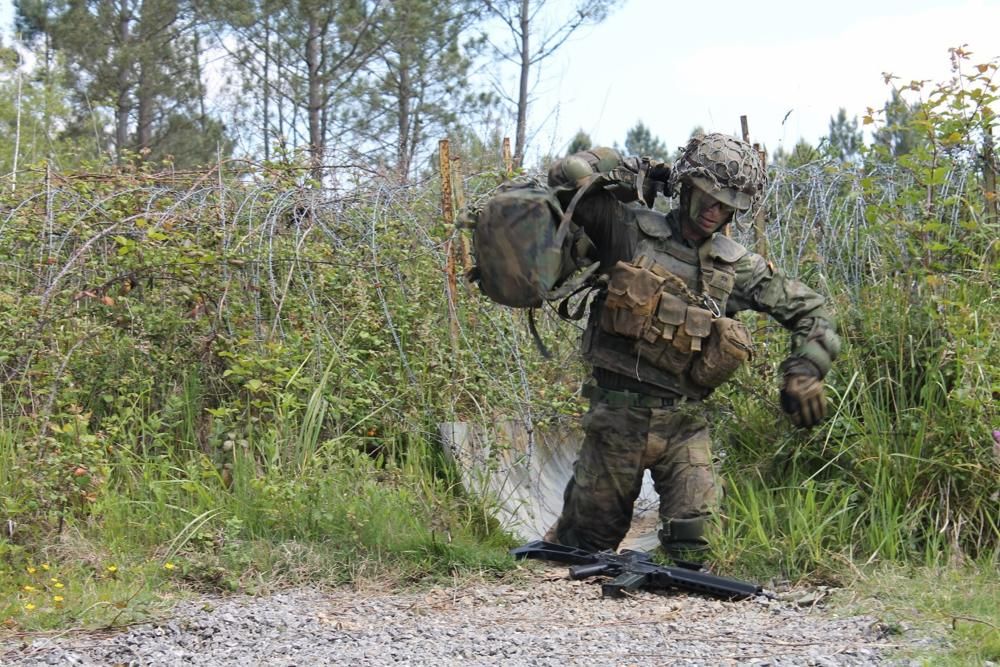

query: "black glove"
left=642, top=160, right=671, bottom=208
left=647, top=161, right=671, bottom=184
left=779, top=358, right=827, bottom=428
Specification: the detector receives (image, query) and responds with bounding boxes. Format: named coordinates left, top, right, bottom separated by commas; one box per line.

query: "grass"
left=833, top=563, right=1000, bottom=665
left=0, top=380, right=519, bottom=633
left=1, top=156, right=997, bottom=653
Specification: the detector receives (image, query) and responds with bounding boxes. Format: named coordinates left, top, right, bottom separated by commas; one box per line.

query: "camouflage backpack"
left=468, top=177, right=600, bottom=309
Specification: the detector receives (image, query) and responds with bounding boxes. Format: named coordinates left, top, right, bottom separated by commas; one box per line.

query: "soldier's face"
left=685, top=187, right=735, bottom=240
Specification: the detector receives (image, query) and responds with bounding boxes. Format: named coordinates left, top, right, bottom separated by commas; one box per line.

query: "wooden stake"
left=451, top=155, right=473, bottom=274
left=502, top=137, right=513, bottom=179
left=753, top=142, right=768, bottom=258
left=738, top=115, right=769, bottom=255
left=439, top=139, right=454, bottom=228
left=439, top=139, right=459, bottom=349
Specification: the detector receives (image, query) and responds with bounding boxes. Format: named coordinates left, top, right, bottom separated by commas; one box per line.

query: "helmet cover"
left=668, top=133, right=765, bottom=211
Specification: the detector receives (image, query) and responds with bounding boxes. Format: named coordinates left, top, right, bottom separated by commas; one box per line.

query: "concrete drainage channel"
left=439, top=418, right=665, bottom=552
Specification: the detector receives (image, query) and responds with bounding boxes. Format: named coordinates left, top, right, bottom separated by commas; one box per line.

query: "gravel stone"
left=1, top=570, right=910, bottom=666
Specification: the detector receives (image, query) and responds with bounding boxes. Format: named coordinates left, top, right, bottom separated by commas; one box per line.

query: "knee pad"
left=659, top=516, right=710, bottom=558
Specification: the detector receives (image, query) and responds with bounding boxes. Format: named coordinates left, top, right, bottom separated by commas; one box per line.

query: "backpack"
left=468, top=178, right=600, bottom=309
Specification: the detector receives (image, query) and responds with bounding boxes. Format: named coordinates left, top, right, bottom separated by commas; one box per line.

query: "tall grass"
left=714, top=148, right=999, bottom=578
left=1, top=129, right=998, bottom=631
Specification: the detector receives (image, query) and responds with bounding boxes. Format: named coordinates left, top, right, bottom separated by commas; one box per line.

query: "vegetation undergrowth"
left=0, top=159, right=543, bottom=631
left=829, top=563, right=1000, bottom=665
left=1, top=50, right=998, bottom=651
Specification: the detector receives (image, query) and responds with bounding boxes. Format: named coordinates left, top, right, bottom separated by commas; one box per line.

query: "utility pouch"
left=641, top=292, right=687, bottom=344
left=689, top=317, right=753, bottom=389
left=680, top=306, right=713, bottom=353
left=635, top=294, right=699, bottom=375
left=599, top=261, right=665, bottom=339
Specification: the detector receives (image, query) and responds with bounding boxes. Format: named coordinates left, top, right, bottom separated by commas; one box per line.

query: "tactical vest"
left=583, top=209, right=752, bottom=400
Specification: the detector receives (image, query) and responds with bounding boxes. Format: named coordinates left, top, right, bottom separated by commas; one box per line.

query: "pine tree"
left=623, top=121, right=667, bottom=161
left=566, top=129, right=592, bottom=155
left=874, top=90, right=923, bottom=158
left=483, top=0, right=620, bottom=168
left=16, top=0, right=230, bottom=166
left=356, top=0, right=487, bottom=181
left=824, top=108, right=863, bottom=162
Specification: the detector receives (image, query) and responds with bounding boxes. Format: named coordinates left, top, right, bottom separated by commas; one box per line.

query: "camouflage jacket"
left=551, top=184, right=840, bottom=399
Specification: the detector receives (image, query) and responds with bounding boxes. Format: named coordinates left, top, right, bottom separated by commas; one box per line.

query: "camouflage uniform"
left=545, top=134, right=840, bottom=556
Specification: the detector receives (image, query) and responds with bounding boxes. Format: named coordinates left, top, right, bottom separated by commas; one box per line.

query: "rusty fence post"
left=502, top=137, right=513, bottom=179
left=752, top=142, right=768, bottom=258
left=739, top=115, right=769, bottom=256
left=451, top=152, right=478, bottom=327
left=451, top=154, right=472, bottom=275
left=439, top=139, right=459, bottom=351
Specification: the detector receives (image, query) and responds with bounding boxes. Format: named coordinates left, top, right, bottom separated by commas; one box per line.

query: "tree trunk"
left=136, top=64, right=154, bottom=155
left=514, top=0, right=530, bottom=169
left=262, top=16, right=271, bottom=163
left=306, top=12, right=324, bottom=182
left=115, top=0, right=132, bottom=162
left=396, top=53, right=412, bottom=181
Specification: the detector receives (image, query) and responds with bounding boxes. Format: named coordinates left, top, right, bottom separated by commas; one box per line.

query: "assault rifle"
left=510, top=540, right=762, bottom=601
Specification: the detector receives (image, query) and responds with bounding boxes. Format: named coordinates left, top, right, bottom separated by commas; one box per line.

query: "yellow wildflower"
left=164, top=562, right=176, bottom=570
left=106, top=565, right=118, bottom=573
left=24, top=603, right=36, bottom=611
left=41, top=564, right=50, bottom=571
left=22, top=585, right=36, bottom=592
left=54, top=582, right=64, bottom=589
left=53, top=595, right=64, bottom=603
left=26, top=567, right=36, bottom=574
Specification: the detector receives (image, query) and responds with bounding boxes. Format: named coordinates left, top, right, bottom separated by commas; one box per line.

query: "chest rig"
left=584, top=209, right=752, bottom=399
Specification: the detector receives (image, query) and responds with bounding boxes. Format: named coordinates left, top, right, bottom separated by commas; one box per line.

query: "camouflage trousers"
left=549, top=400, right=719, bottom=553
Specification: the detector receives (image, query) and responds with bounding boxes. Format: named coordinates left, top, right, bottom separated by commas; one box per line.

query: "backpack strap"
left=556, top=278, right=604, bottom=321
left=543, top=172, right=608, bottom=304
left=528, top=174, right=611, bottom=356
left=527, top=308, right=552, bottom=359
left=553, top=173, right=608, bottom=247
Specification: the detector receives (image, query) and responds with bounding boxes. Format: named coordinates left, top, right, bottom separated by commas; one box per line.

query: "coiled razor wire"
left=0, top=157, right=990, bottom=536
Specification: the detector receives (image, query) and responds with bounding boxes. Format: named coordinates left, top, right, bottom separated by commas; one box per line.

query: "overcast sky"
left=526, top=0, right=1000, bottom=158
left=2, top=0, right=997, bottom=160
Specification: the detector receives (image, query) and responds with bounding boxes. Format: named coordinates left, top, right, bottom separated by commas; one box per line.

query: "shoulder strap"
left=553, top=173, right=608, bottom=247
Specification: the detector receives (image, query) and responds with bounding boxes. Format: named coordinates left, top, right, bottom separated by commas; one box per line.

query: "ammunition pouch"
left=596, top=259, right=751, bottom=390
left=689, top=317, right=753, bottom=389
left=599, top=261, right=664, bottom=339
left=636, top=296, right=713, bottom=375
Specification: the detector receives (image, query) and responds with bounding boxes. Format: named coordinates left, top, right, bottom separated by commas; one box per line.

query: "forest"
left=0, top=1, right=998, bottom=662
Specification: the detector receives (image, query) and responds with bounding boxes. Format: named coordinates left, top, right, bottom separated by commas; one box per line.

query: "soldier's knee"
left=659, top=516, right=711, bottom=560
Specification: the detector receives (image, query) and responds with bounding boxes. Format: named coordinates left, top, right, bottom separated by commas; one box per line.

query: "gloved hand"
left=779, top=359, right=827, bottom=428
left=646, top=161, right=671, bottom=184
left=640, top=161, right=670, bottom=208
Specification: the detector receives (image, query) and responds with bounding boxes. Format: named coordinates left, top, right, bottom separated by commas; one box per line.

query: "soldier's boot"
left=658, top=516, right=710, bottom=564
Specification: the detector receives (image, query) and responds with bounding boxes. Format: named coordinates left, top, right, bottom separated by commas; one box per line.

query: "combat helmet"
left=668, top=133, right=765, bottom=212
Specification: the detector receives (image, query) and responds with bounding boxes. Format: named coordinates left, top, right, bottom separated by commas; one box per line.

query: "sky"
left=2, top=0, right=998, bottom=161
left=522, top=0, right=1000, bottom=158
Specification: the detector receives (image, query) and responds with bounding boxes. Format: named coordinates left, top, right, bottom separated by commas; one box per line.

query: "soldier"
left=543, top=133, right=840, bottom=559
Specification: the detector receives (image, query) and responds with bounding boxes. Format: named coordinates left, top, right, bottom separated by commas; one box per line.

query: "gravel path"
left=0, top=567, right=908, bottom=666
